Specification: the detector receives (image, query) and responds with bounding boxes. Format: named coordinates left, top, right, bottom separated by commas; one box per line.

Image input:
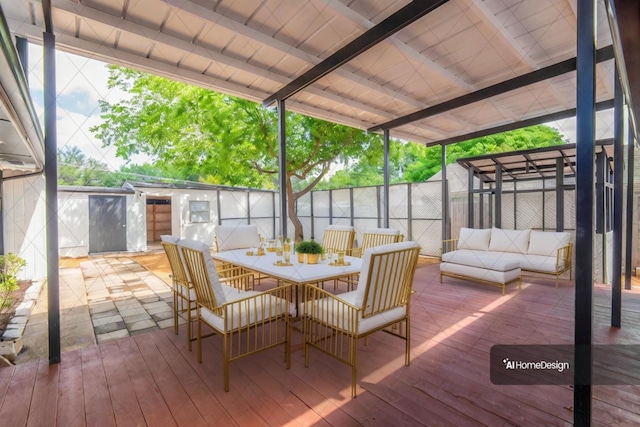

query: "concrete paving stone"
left=114, top=298, right=141, bottom=307
left=143, top=301, right=169, bottom=310
left=119, top=307, right=147, bottom=317
left=128, top=319, right=157, bottom=332
left=92, top=315, right=124, bottom=327
left=90, top=308, right=120, bottom=319
left=8, top=316, right=28, bottom=326
left=130, top=326, right=159, bottom=336
left=96, top=329, right=129, bottom=344
left=136, top=295, right=159, bottom=303
left=123, top=313, right=152, bottom=324
left=156, top=318, right=175, bottom=329
left=14, top=301, right=35, bottom=316
left=151, top=311, right=174, bottom=322
left=146, top=305, right=172, bottom=316
left=94, top=321, right=127, bottom=335
left=2, top=329, right=23, bottom=339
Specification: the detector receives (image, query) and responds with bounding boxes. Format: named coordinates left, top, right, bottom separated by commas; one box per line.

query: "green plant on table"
left=294, top=240, right=324, bottom=255
left=0, top=252, right=26, bottom=311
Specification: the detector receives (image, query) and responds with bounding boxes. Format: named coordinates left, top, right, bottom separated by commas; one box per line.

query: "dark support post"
left=495, top=167, right=502, bottom=228
left=15, top=36, right=28, bottom=84
left=44, top=31, right=60, bottom=365
left=383, top=130, right=390, bottom=228
left=349, top=187, right=354, bottom=227
left=329, top=190, right=333, bottom=225
left=625, top=122, right=634, bottom=290
left=612, top=68, right=624, bottom=328
left=441, top=145, right=449, bottom=240
left=479, top=184, right=484, bottom=229
left=468, top=167, right=474, bottom=227
left=277, top=99, right=287, bottom=238
left=247, top=190, right=251, bottom=224
left=310, top=191, right=315, bottom=240
left=574, top=0, right=596, bottom=423
left=407, top=183, right=413, bottom=241
left=556, top=158, right=565, bottom=231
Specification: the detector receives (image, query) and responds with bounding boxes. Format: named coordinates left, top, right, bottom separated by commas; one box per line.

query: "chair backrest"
left=322, top=225, right=355, bottom=252
left=359, top=228, right=404, bottom=254
left=354, top=241, right=421, bottom=318
left=179, top=239, right=226, bottom=313
left=161, top=239, right=190, bottom=289
left=215, top=224, right=261, bottom=251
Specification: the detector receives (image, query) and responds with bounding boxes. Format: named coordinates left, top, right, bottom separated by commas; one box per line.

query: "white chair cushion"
left=354, top=241, right=420, bottom=309
left=160, top=235, right=179, bottom=244
left=519, top=254, right=563, bottom=272
left=528, top=231, right=571, bottom=257
left=441, top=249, right=522, bottom=271
left=216, top=224, right=261, bottom=251
left=457, top=228, right=491, bottom=251
left=178, top=238, right=227, bottom=305
left=200, top=288, right=294, bottom=332
left=364, top=227, right=401, bottom=235
left=302, top=291, right=406, bottom=335
left=489, top=228, right=531, bottom=254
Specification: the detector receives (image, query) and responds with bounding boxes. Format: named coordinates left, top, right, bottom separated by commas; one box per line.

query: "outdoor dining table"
left=211, top=249, right=362, bottom=317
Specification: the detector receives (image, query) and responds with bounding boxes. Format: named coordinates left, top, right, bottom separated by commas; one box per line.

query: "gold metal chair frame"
left=303, top=244, right=421, bottom=397
left=181, top=245, right=293, bottom=392
left=321, top=227, right=356, bottom=254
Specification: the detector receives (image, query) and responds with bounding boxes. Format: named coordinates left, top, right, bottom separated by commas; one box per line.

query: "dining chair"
left=321, top=225, right=356, bottom=254
left=302, top=241, right=421, bottom=397
left=161, top=235, right=197, bottom=351
left=215, top=224, right=268, bottom=286
left=338, top=227, right=405, bottom=290
left=179, top=238, right=294, bottom=392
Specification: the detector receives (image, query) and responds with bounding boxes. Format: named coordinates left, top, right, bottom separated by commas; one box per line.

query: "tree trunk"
left=286, top=177, right=304, bottom=242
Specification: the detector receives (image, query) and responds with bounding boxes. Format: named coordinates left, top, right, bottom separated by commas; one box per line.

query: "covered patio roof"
left=456, top=140, right=614, bottom=183
left=1, top=0, right=634, bottom=145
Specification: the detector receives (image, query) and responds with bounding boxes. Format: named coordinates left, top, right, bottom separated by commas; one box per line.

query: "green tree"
left=91, top=66, right=383, bottom=241
left=58, top=145, right=113, bottom=186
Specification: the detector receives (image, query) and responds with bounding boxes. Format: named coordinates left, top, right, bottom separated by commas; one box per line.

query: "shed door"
left=89, top=195, right=127, bottom=253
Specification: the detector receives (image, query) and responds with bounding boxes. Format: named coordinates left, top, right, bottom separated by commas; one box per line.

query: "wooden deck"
left=2, top=263, right=640, bottom=426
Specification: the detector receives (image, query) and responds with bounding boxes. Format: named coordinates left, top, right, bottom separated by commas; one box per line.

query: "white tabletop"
left=212, top=249, right=362, bottom=285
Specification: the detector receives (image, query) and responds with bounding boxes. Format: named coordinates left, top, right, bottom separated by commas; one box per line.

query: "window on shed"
left=189, top=201, right=210, bottom=223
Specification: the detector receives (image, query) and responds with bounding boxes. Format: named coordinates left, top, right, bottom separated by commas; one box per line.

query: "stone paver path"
left=81, top=256, right=177, bottom=343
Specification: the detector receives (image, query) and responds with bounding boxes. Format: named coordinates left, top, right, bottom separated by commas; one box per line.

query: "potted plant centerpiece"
left=295, top=240, right=324, bottom=264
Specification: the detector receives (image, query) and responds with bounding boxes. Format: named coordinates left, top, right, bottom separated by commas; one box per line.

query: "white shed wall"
left=58, top=192, right=90, bottom=257
left=126, top=192, right=146, bottom=252
left=3, top=176, right=46, bottom=280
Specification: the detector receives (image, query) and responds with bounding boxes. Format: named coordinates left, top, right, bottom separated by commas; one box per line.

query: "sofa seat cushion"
left=520, top=254, right=563, bottom=273
left=441, top=249, right=522, bottom=271
left=440, top=262, right=521, bottom=285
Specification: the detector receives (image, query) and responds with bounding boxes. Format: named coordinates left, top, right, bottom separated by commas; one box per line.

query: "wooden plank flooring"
left=2, top=263, right=640, bottom=426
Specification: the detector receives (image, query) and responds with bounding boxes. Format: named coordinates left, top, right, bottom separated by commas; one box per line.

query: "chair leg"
left=196, top=312, right=203, bottom=364
left=405, top=319, right=411, bottom=367
left=351, top=337, right=358, bottom=398
left=173, top=289, right=179, bottom=335
left=186, top=297, right=193, bottom=351
left=223, top=335, right=230, bottom=392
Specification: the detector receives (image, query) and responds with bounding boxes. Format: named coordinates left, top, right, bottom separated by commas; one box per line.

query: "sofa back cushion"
left=457, top=227, right=491, bottom=251
left=489, top=228, right=531, bottom=254
left=528, top=231, right=571, bottom=256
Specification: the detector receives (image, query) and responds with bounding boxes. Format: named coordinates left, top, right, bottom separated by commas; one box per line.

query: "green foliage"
left=295, top=240, right=324, bottom=254
left=0, top=252, right=26, bottom=311
left=58, top=146, right=114, bottom=187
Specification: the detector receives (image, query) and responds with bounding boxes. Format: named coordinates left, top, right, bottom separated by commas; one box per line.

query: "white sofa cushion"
left=178, top=238, right=227, bottom=305
left=216, top=224, right=261, bottom=251
left=520, top=254, right=564, bottom=273
left=160, top=234, right=179, bottom=244
left=440, top=262, right=521, bottom=285
left=441, top=249, right=522, bottom=271
left=528, top=231, right=571, bottom=257
left=489, top=228, right=531, bottom=254
left=457, top=228, right=491, bottom=251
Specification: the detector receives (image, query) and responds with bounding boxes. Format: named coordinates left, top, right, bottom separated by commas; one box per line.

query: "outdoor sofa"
left=440, top=227, right=573, bottom=294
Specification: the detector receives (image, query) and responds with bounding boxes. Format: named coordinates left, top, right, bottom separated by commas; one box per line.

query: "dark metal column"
left=468, top=167, right=474, bottom=227
left=494, top=167, right=502, bottom=228
left=349, top=187, right=354, bottom=227
left=329, top=190, right=333, bottom=225
left=44, top=30, right=60, bottom=365
left=612, top=68, right=624, bottom=327
left=383, top=130, right=390, bottom=228
left=277, top=99, right=287, bottom=238
left=625, top=121, right=634, bottom=291
left=556, top=158, right=565, bottom=231
left=441, top=145, right=449, bottom=240
left=15, top=36, right=27, bottom=84
left=574, top=0, right=596, bottom=423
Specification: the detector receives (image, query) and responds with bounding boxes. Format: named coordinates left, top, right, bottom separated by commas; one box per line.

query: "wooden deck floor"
left=2, top=263, right=640, bottom=426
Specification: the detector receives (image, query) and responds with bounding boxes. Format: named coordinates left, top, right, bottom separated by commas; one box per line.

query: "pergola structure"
left=1, top=0, right=639, bottom=423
